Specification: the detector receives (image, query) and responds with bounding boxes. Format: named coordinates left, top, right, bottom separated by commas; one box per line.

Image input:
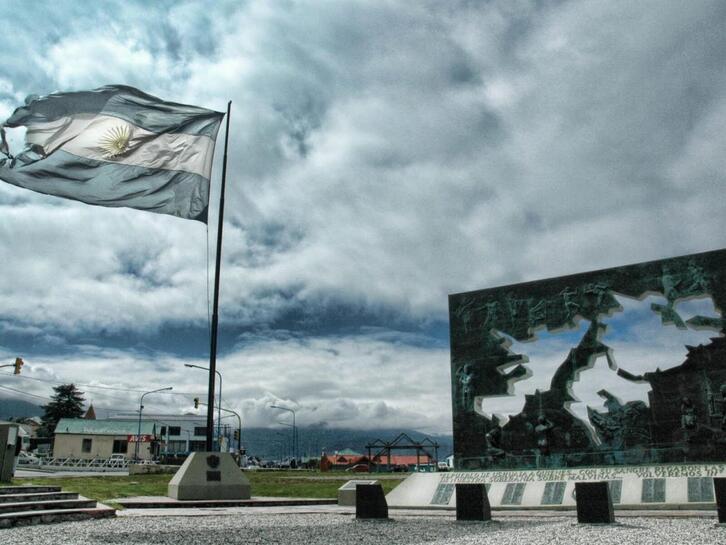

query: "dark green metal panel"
left=641, top=478, right=666, bottom=502
left=430, top=483, right=455, bottom=505
left=608, top=480, right=622, bottom=504
left=541, top=481, right=566, bottom=505
left=687, top=476, right=715, bottom=502
left=501, top=482, right=526, bottom=504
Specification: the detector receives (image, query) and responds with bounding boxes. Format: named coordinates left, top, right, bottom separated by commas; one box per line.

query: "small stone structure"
left=455, top=483, right=491, bottom=521
left=0, top=422, right=20, bottom=483
left=575, top=481, right=614, bottom=524
left=338, top=480, right=378, bottom=506
left=356, top=482, right=388, bottom=519
left=714, top=477, right=726, bottom=523
left=168, top=452, right=250, bottom=500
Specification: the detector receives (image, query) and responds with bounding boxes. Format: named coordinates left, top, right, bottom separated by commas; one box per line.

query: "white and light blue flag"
left=0, top=85, right=224, bottom=222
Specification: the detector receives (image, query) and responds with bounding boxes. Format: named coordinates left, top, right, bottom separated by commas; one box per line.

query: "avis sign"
left=127, top=434, right=153, bottom=443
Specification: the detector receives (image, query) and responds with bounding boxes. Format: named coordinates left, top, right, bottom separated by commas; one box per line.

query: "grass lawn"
left=10, top=470, right=406, bottom=506
left=11, top=474, right=171, bottom=505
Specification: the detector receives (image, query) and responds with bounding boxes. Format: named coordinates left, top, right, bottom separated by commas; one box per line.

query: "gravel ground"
left=3, top=512, right=726, bottom=545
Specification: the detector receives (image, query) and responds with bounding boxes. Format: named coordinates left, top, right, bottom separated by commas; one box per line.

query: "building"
left=53, top=419, right=157, bottom=460
left=7, top=417, right=41, bottom=452
left=325, top=448, right=436, bottom=472
left=83, top=404, right=97, bottom=420
left=383, top=454, right=437, bottom=471
left=331, top=448, right=363, bottom=466
left=108, top=413, right=208, bottom=455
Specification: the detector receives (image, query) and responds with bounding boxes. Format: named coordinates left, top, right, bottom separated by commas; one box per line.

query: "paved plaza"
left=3, top=507, right=726, bottom=545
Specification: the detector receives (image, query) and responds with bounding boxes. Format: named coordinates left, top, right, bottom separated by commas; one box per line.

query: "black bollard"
left=714, top=478, right=726, bottom=524
left=356, top=483, right=388, bottom=519
left=455, top=483, right=491, bottom=521
left=575, top=481, right=614, bottom=524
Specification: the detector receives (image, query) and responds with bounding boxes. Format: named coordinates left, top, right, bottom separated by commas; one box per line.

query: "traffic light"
left=13, top=357, right=24, bottom=375
left=233, top=429, right=240, bottom=441
left=193, top=397, right=199, bottom=408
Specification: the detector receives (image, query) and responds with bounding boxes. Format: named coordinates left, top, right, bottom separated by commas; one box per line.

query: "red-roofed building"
left=322, top=449, right=436, bottom=472
left=383, top=454, right=434, bottom=467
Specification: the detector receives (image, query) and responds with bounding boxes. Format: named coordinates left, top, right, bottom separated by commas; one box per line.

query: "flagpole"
left=206, top=101, right=231, bottom=451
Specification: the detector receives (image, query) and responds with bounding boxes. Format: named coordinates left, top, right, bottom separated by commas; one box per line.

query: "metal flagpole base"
left=168, top=452, right=251, bottom=500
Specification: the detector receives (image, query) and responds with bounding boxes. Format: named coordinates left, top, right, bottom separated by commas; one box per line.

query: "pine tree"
left=40, top=384, right=85, bottom=436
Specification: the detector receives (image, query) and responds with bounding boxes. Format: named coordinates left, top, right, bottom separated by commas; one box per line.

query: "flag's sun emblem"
left=98, top=125, right=132, bottom=158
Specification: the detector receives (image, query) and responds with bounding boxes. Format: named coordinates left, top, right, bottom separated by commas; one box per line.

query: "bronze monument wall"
left=449, top=249, right=726, bottom=470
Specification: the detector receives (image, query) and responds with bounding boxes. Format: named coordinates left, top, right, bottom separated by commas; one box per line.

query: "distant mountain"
left=0, top=397, right=43, bottom=420
left=238, top=426, right=453, bottom=460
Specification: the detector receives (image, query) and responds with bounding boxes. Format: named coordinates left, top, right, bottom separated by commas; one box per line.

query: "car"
left=345, top=463, right=369, bottom=472
left=437, top=462, right=450, bottom=472
left=16, top=451, right=42, bottom=465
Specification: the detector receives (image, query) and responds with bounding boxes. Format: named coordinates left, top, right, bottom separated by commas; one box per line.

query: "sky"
left=1, top=0, right=725, bottom=436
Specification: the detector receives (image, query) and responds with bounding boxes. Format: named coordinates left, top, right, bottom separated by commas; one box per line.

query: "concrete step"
left=0, top=498, right=97, bottom=515
left=0, top=492, right=80, bottom=504
left=0, top=485, right=62, bottom=495
left=117, top=497, right=338, bottom=509
left=0, top=505, right=116, bottom=529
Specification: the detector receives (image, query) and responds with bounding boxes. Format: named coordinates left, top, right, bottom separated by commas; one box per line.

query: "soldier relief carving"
left=450, top=250, right=726, bottom=470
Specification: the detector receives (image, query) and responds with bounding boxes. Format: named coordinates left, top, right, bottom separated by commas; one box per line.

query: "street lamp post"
left=163, top=423, right=170, bottom=458
left=195, top=400, right=242, bottom=459
left=135, top=387, right=173, bottom=460
left=185, top=363, right=222, bottom=451
left=273, top=432, right=287, bottom=465
left=276, top=421, right=294, bottom=460
left=223, top=409, right=242, bottom=454
left=270, top=404, right=296, bottom=462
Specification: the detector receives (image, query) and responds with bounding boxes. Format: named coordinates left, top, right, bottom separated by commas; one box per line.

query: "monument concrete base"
left=168, top=452, right=251, bottom=500
left=385, top=463, right=726, bottom=510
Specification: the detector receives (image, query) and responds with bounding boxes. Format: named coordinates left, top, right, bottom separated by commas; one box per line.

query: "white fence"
left=17, top=454, right=153, bottom=472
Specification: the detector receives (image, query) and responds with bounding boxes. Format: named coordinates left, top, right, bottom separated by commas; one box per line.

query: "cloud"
left=40, top=35, right=166, bottom=90
left=1, top=1, right=726, bottom=433
left=4, top=1, right=726, bottom=333
left=0, top=329, right=451, bottom=432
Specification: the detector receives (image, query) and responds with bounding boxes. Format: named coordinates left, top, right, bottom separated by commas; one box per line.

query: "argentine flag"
left=0, top=85, right=224, bottom=222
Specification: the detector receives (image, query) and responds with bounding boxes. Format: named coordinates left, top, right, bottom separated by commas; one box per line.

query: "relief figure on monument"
left=681, top=397, right=697, bottom=431
left=534, top=415, right=555, bottom=456
left=455, top=363, right=474, bottom=412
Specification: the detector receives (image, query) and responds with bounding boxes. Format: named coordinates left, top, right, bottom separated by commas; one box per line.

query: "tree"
left=40, top=384, right=86, bottom=436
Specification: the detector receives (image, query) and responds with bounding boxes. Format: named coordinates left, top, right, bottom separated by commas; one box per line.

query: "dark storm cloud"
left=1, top=1, right=725, bottom=431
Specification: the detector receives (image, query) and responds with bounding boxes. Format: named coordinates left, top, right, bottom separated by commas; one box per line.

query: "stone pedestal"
left=0, top=422, right=19, bottom=483
left=455, top=483, right=491, bottom=521
left=356, top=483, right=388, bottom=519
left=168, top=452, right=250, bottom=500
left=339, top=480, right=378, bottom=506
left=575, top=481, right=614, bottom=524
left=714, top=478, right=726, bottom=523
